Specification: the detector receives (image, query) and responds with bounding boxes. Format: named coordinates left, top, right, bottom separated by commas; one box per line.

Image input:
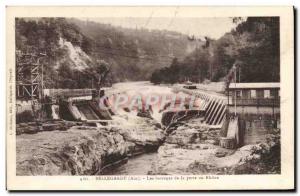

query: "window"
left=270, top=89, right=279, bottom=98
left=256, top=90, right=264, bottom=98
left=242, top=90, right=250, bottom=99
left=264, top=90, right=270, bottom=98
left=236, top=90, right=241, bottom=98
left=250, top=90, right=256, bottom=98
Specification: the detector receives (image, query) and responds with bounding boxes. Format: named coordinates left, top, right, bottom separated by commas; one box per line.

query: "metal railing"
left=44, top=89, right=93, bottom=98
left=229, top=98, right=280, bottom=107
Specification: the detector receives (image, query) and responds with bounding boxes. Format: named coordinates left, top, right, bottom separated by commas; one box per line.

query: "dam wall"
left=177, top=87, right=227, bottom=127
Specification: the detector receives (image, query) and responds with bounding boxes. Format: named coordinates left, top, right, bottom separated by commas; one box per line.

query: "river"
left=108, top=81, right=203, bottom=121
left=105, top=82, right=166, bottom=175
left=102, top=153, right=158, bottom=175
left=109, top=81, right=175, bottom=122
left=104, top=82, right=201, bottom=175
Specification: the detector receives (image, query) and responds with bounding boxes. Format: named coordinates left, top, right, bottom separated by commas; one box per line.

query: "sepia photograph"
left=6, top=6, right=294, bottom=190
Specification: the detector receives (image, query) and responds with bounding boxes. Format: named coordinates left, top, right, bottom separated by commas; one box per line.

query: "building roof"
left=229, top=82, right=280, bottom=89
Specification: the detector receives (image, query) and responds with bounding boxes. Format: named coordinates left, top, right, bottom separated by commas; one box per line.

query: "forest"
left=15, top=17, right=280, bottom=89
left=151, top=17, right=280, bottom=84
left=16, top=17, right=198, bottom=89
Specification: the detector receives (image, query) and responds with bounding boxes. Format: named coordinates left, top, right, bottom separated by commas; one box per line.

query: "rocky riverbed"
left=149, top=118, right=280, bottom=175
left=16, top=114, right=164, bottom=176
left=16, top=82, right=280, bottom=175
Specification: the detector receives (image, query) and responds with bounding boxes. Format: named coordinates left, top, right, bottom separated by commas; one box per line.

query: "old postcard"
left=6, top=6, right=294, bottom=190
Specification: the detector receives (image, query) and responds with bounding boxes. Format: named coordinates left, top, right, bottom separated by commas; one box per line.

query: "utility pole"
left=234, top=66, right=237, bottom=116
left=41, top=60, right=44, bottom=98
left=210, top=62, right=212, bottom=81
left=238, top=65, right=240, bottom=83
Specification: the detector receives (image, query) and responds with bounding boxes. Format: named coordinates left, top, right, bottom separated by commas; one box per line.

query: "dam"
left=42, top=82, right=229, bottom=131
left=15, top=81, right=280, bottom=175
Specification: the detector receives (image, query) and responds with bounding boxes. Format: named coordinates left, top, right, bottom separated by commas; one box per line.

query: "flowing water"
left=102, top=153, right=158, bottom=175
left=104, top=81, right=201, bottom=175
left=109, top=81, right=175, bottom=122
left=105, top=82, right=167, bottom=175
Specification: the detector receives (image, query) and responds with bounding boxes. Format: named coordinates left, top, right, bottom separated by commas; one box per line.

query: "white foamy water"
left=110, top=82, right=172, bottom=122
left=108, top=81, right=201, bottom=122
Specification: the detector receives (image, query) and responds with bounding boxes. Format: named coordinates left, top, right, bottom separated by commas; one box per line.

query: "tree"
left=57, top=62, right=74, bottom=88
left=234, top=17, right=280, bottom=82
left=150, top=17, right=280, bottom=84
left=94, top=60, right=111, bottom=89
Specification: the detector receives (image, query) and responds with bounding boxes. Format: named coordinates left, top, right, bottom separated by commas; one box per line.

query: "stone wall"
left=242, top=119, right=277, bottom=145
left=228, top=105, right=280, bottom=146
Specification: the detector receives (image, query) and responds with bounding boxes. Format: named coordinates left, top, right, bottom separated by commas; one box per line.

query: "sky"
left=87, top=17, right=239, bottom=39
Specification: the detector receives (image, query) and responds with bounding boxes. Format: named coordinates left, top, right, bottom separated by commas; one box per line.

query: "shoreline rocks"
left=16, top=120, right=83, bottom=135
left=149, top=118, right=280, bottom=175
left=16, top=116, right=165, bottom=176
left=16, top=114, right=280, bottom=175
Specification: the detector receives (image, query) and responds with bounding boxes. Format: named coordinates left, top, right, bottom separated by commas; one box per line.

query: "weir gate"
left=174, top=87, right=228, bottom=127
left=174, top=86, right=280, bottom=148
left=44, top=87, right=229, bottom=127
left=43, top=88, right=113, bottom=123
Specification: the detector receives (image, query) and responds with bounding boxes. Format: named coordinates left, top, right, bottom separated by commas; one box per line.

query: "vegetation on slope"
left=151, top=17, right=280, bottom=84
left=16, top=18, right=198, bottom=89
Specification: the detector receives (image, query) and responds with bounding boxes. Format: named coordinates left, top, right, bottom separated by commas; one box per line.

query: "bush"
left=232, top=130, right=281, bottom=174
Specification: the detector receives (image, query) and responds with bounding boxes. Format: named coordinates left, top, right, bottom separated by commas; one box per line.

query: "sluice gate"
left=61, top=100, right=112, bottom=122
left=178, top=88, right=227, bottom=127
left=76, top=103, right=99, bottom=120
left=46, top=88, right=113, bottom=122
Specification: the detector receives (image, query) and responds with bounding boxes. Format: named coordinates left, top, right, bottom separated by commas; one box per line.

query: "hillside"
left=67, top=18, right=201, bottom=80
left=16, top=18, right=201, bottom=89
left=151, top=17, right=280, bottom=84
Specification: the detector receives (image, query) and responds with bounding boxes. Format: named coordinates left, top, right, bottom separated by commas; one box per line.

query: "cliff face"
left=16, top=117, right=164, bottom=176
